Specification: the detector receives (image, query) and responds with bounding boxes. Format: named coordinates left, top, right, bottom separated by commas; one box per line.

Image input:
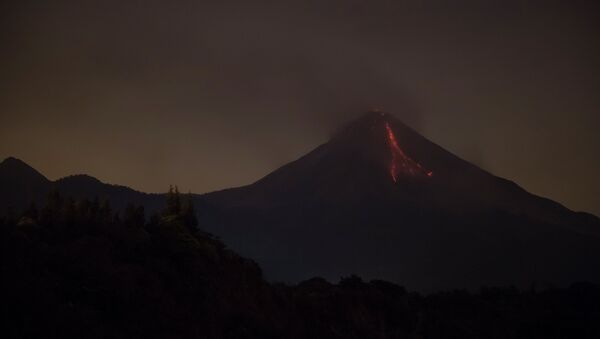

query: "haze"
left=1, top=0, right=599, bottom=216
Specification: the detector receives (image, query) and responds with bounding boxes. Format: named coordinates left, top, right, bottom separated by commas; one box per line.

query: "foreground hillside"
left=2, top=191, right=600, bottom=338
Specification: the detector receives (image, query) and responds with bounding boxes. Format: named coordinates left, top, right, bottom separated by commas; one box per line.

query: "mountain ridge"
left=0, top=158, right=165, bottom=215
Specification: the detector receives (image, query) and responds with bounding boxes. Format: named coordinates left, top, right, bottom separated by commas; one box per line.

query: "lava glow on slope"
left=385, top=122, right=433, bottom=182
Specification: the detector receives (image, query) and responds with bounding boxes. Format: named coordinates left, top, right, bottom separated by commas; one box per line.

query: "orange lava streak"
left=385, top=122, right=433, bottom=182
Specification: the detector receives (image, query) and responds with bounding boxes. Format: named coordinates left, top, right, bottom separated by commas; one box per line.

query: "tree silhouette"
left=181, top=192, right=198, bottom=232
left=164, top=185, right=181, bottom=216
left=123, top=203, right=145, bottom=228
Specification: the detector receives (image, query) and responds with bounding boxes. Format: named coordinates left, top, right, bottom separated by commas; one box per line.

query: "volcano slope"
left=199, top=112, right=600, bottom=291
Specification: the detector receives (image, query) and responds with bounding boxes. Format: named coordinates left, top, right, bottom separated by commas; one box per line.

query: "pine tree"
left=41, top=190, right=62, bottom=225
left=124, top=203, right=145, bottom=227
left=164, top=185, right=181, bottom=216
left=181, top=193, right=198, bottom=232
left=90, top=197, right=100, bottom=220
left=99, top=199, right=112, bottom=224
left=63, top=197, right=76, bottom=226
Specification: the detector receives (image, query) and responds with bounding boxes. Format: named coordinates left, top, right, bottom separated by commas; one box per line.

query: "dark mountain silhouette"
left=198, top=111, right=600, bottom=291
left=0, top=157, right=50, bottom=209
left=2, top=111, right=599, bottom=291
left=0, top=158, right=164, bottom=215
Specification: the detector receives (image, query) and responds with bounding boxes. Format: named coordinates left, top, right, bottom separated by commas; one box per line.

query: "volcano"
left=200, top=111, right=600, bottom=291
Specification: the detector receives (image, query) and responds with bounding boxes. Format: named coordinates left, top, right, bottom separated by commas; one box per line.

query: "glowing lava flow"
left=385, top=122, right=433, bottom=182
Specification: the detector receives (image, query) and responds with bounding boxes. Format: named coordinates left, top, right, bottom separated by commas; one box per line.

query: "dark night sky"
left=1, top=1, right=599, bottom=216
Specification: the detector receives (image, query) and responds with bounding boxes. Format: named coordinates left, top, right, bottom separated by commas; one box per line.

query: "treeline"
left=1, top=189, right=600, bottom=338
left=3, top=185, right=194, bottom=232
